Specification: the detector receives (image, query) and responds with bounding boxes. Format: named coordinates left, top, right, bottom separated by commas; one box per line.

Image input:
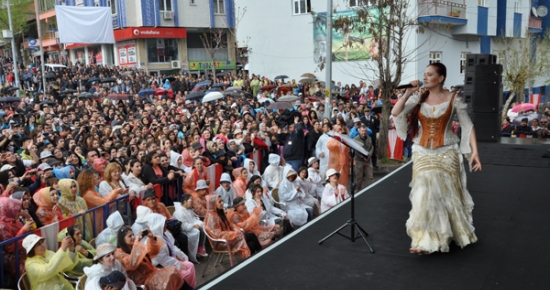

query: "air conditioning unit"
left=171, top=61, right=181, bottom=69
left=163, top=11, right=174, bottom=20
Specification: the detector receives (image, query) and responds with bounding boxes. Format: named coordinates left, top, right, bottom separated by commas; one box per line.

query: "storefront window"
left=75, top=48, right=85, bottom=64
left=88, top=45, right=102, bottom=65
left=147, top=39, right=178, bottom=63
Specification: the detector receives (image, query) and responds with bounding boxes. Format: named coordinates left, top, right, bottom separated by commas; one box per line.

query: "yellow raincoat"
left=57, top=228, right=97, bottom=277
left=25, top=248, right=79, bottom=290
left=57, top=179, right=94, bottom=241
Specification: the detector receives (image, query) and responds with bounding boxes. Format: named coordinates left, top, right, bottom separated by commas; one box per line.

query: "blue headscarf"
left=53, top=165, right=75, bottom=179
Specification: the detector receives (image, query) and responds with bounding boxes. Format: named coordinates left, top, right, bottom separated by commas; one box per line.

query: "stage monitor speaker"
left=462, top=84, right=503, bottom=113
left=473, top=112, right=501, bottom=142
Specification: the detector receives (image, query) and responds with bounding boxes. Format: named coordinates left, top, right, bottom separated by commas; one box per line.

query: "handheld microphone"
left=396, top=81, right=423, bottom=90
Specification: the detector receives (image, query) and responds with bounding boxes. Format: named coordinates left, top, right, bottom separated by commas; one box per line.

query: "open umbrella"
left=202, top=91, right=224, bottom=103
left=267, top=102, right=292, bottom=110
left=301, top=73, right=317, bottom=79
left=212, top=83, right=226, bottom=88
left=45, top=72, right=56, bottom=79
left=216, top=72, right=227, bottom=77
left=39, top=100, right=57, bottom=106
left=512, top=103, right=537, bottom=113
left=101, top=77, right=117, bottom=83
left=60, top=89, right=78, bottom=94
left=226, top=86, right=243, bottom=92
left=299, top=78, right=316, bottom=84
left=78, top=92, right=95, bottom=99
left=23, top=73, right=32, bottom=80
left=7, top=87, right=19, bottom=92
left=512, top=113, right=542, bottom=125
left=186, top=91, right=205, bottom=100
left=260, top=85, right=276, bottom=91
left=0, top=110, right=5, bottom=117
left=155, top=89, right=174, bottom=98
left=258, top=97, right=273, bottom=104
left=138, top=89, right=156, bottom=96
left=194, top=80, right=211, bottom=88
left=107, top=94, right=129, bottom=100
left=275, top=75, right=289, bottom=80
left=277, top=86, right=292, bottom=95
left=277, top=95, right=299, bottom=102
left=0, top=96, right=20, bottom=103
left=225, top=91, right=242, bottom=98
left=164, top=76, right=176, bottom=83
left=87, top=77, right=101, bottom=83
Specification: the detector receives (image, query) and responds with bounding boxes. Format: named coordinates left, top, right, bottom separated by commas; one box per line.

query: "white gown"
left=307, top=167, right=325, bottom=198
left=278, top=167, right=311, bottom=227
left=172, top=202, right=204, bottom=263
left=316, top=133, right=331, bottom=173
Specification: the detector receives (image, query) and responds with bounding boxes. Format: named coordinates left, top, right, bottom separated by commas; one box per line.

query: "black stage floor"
left=201, top=143, right=550, bottom=290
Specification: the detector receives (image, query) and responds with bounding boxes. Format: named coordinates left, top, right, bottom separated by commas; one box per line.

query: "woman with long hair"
left=183, top=156, right=210, bottom=196
left=231, top=167, right=248, bottom=198
left=142, top=151, right=177, bottom=203
left=58, top=179, right=93, bottom=241
left=114, top=226, right=189, bottom=290
left=391, top=63, right=481, bottom=255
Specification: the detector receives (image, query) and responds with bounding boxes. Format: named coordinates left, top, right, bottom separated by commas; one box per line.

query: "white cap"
left=40, top=150, right=53, bottom=159
left=195, top=179, right=209, bottom=191
left=38, top=163, right=53, bottom=171
left=0, top=164, right=15, bottom=172
left=220, top=173, right=232, bottom=183
left=94, top=243, right=116, bottom=261
left=325, top=168, right=340, bottom=181
left=22, top=234, right=45, bottom=254
left=353, top=117, right=361, bottom=123
left=308, top=157, right=319, bottom=167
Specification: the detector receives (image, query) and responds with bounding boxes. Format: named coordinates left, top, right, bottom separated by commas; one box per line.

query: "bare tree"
left=494, top=30, right=550, bottom=120
left=200, top=29, right=227, bottom=82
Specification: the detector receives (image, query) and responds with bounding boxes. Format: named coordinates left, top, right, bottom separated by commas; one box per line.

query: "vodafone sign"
left=115, top=27, right=187, bottom=40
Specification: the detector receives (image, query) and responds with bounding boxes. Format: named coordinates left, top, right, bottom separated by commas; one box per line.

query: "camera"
left=142, top=230, right=149, bottom=236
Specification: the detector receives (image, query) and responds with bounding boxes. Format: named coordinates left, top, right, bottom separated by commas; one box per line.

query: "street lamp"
left=1, top=0, right=20, bottom=97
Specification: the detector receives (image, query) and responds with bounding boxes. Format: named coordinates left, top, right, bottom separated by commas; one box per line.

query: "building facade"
left=235, top=0, right=550, bottom=89
left=27, top=0, right=237, bottom=75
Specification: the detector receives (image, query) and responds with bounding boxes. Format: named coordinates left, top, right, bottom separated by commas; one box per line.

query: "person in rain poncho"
left=172, top=197, right=208, bottom=262
left=162, top=79, right=172, bottom=89
left=96, top=211, right=124, bottom=247
left=296, top=166, right=320, bottom=217
left=204, top=194, right=252, bottom=258
left=132, top=205, right=153, bottom=234
left=23, top=234, right=79, bottom=290
left=144, top=213, right=196, bottom=288
left=262, top=154, right=284, bottom=189
left=232, top=167, right=248, bottom=198
left=55, top=225, right=96, bottom=277
left=57, top=178, right=93, bottom=241
left=84, top=243, right=137, bottom=290
left=170, top=150, right=191, bottom=173
left=114, top=226, right=186, bottom=290
left=307, top=157, right=325, bottom=198
left=316, top=122, right=333, bottom=174
left=243, top=158, right=267, bottom=188
left=214, top=173, right=236, bottom=209
left=278, top=167, right=312, bottom=228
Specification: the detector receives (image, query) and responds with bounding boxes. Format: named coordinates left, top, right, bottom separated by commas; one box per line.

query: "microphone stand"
left=318, top=134, right=374, bottom=253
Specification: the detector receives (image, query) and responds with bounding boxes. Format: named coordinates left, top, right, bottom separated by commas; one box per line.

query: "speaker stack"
left=463, top=54, right=503, bottom=142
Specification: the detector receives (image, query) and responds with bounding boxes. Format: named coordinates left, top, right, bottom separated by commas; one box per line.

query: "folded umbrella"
left=202, top=91, right=224, bottom=103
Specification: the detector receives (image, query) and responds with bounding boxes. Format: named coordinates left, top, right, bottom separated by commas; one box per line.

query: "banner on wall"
left=188, top=60, right=236, bottom=71
left=117, top=41, right=136, bottom=66
left=312, top=8, right=385, bottom=63
left=56, top=6, right=115, bottom=44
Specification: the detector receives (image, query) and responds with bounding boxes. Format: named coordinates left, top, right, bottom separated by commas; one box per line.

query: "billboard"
left=313, top=8, right=384, bottom=63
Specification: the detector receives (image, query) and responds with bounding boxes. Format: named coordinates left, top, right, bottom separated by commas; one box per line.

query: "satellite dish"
left=532, top=7, right=539, bottom=17
left=537, top=5, right=548, bottom=17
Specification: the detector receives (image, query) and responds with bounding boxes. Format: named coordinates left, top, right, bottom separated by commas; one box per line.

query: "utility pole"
left=324, top=0, right=332, bottom=118
left=5, top=0, right=20, bottom=97
left=33, top=0, right=47, bottom=93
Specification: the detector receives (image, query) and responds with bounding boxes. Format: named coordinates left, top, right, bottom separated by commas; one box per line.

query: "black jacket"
left=276, top=129, right=305, bottom=161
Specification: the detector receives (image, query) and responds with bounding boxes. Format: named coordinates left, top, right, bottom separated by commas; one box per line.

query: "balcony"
left=528, top=17, right=543, bottom=33
left=418, top=0, right=467, bottom=26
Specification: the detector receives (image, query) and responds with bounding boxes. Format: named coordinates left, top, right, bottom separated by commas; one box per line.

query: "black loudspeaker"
left=463, top=84, right=503, bottom=113
left=473, top=113, right=501, bottom=142
left=466, top=54, right=497, bottom=72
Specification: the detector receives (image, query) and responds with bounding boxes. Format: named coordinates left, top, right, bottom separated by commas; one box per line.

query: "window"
left=478, top=0, right=487, bottom=7
left=190, top=0, right=195, bottom=4
left=514, top=1, right=521, bottom=13
left=107, top=0, right=117, bottom=15
left=429, top=52, right=442, bottom=64
left=214, top=0, right=225, bottom=14
left=159, top=0, right=173, bottom=12
left=147, top=39, right=179, bottom=63
left=349, top=0, right=368, bottom=7
left=293, top=0, right=311, bottom=15
left=460, top=52, right=469, bottom=74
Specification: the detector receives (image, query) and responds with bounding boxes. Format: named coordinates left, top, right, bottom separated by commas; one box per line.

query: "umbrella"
left=78, top=92, right=95, bottom=99
left=101, top=77, right=117, bottom=83
left=186, top=91, right=205, bottom=100
left=7, top=87, right=19, bottom=92
left=511, top=103, right=537, bottom=113
left=267, top=102, right=292, bottom=110
left=0, top=96, right=20, bottom=103
left=225, top=91, right=242, bottom=98
left=371, top=104, right=393, bottom=114
left=0, top=110, right=5, bottom=117
left=258, top=97, right=273, bottom=104
left=107, top=94, right=129, bottom=100
left=512, top=113, right=542, bottom=126
left=216, top=72, right=227, bottom=77
left=39, top=100, right=57, bottom=106
left=277, top=95, right=299, bottom=102
left=138, top=89, right=156, bottom=96
left=260, top=85, right=276, bottom=91
left=45, top=72, right=56, bottom=79
left=212, top=83, right=225, bottom=88
left=331, top=85, right=341, bottom=91
left=164, top=76, right=176, bottom=83
left=227, top=86, right=243, bottom=92
left=244, top=92, right=253, bottom=99
left=155, top=89, right=174, bottom=98
left=23, top=73, right=32, bottom=80
left=60, top=89, right=78, bottom=94
left=301, top=73, right=317, bottom=79
left=194, top=80, right=211, bottom=88
left=275, top=75, right=289, bottom=80
left=205, top=88, right=222, bottom=94
left=87, top=77, right=101, bottom=83
left=202, top=91, right=224, bottom=103
left=277, top=86, right=292, bottom=95
left=299, top=78, right=316, bottom=84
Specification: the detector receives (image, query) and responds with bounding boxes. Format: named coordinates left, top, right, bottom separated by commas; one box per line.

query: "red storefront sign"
left=114, top=27, right=187, bottom=41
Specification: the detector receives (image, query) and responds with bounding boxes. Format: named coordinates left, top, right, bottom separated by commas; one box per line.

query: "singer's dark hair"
left=408, top=63, right=447, bottom=138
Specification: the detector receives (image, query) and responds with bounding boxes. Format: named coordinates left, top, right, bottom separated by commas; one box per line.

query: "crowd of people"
left=0, top=61, right=388, bottom=289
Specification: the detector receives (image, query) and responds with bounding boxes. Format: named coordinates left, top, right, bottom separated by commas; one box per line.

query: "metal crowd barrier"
left=0, top=194, right=132, bottom=288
